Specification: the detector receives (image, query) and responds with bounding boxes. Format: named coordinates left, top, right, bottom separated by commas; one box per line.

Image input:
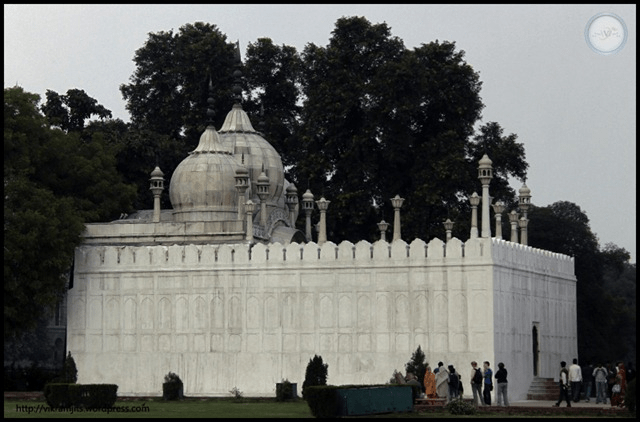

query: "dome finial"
left=206, top=75, right=215, bottom=126
left=232, top=40, right=243, bottom=104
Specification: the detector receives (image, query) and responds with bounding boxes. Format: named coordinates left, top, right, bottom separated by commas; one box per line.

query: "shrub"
left=304, top=385, right=339, bottom=418
left=229, top=386, right=243, bottom=399
left=302, top=355, right=328, bottom=400
left=276, top=379, right=294, bottom=401
left=162, top=372, right=183, bottom=400
left=405, top=345, right=427, bottom=392
left=68, top=384, right=118, bottom=409
left=61, top=352, right=78, bottom=383
left=44, top=383, right=71, bottom=408
left=164, top=372, right=182, bottom=384
left=445, top=398, right=477, bottom=415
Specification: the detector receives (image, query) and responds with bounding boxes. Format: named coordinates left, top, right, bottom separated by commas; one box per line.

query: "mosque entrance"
left=532, top=323, right=540, bottom=376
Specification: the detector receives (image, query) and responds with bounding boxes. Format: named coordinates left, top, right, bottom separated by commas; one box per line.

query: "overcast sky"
left=4, top=4, right=636, bottom=262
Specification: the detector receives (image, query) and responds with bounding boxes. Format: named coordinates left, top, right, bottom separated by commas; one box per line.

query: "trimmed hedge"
left=44, top=383, right=118, bottom=409
left=304, top=385, right=339, bottom=418
left=44, top=383, right=71, bottom=409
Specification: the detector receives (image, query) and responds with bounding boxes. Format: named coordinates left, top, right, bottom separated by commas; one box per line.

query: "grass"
left=4, top=397, right=634, bottom=419
left=4, top=397, right=313, bottom=419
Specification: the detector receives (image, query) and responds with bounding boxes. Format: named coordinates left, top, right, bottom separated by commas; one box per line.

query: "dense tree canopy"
left=41, top=88, right=112, bottom=133
left=119, top=18, right=528, bottom=241
left=527, top=201, right=636, bottom=364
left=4, top=86, right=135, bottom=338
left=289, top=17, right=528, bottom=242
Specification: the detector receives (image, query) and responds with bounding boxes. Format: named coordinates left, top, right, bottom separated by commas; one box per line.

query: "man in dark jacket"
left=495, top=362, right=509, bottom=406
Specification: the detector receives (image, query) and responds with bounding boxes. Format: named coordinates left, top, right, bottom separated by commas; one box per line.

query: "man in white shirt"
left=568, top=358, right=583, bottom=402
left=553, top=361, right=571, bottom=407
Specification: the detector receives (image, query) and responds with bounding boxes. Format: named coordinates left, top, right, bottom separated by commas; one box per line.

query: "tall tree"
left=41, top=88, right=112, bottom=133
left=289, top=17, right=527, bottom=242
left=120, top=22, right=237, bottom=145
left=4, top=86, right=134, bottom=337
left=119, top=22, right=241, bottom=210
left=119, top=17, right=528, bottom=242
left=243, top=38, right=304, bottom=169
left=526, top=201, right=633, bottom=364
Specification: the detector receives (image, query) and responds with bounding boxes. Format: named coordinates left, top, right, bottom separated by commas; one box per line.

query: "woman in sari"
left=424, top=366, right=437, bottom=398
left=611, top=362, right=626, bottom=407
left=435, top=363, right=450, bottom=400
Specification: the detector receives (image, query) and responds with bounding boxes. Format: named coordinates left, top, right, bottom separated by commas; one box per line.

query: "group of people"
left=420, top=360, right=509, bottom=407
left=554, top=359, right=632, bottom=408
left=422, top=362, right=464, bottom=402
left=469, top=361, right=510, bottom=407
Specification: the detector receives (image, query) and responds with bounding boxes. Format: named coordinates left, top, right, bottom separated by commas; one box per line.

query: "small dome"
left=286, top=183, right=298, bottom=195
left=519, top=183, right=531, bottom=195
left=219, top=104, right=284, bottom=206
left=257, top=169, right=270, bottom=185
left=150, top=166, right=164, bottom=178
left=478, top=154, right=493, bottom=168
left=302, top=189, right=314, bottom=201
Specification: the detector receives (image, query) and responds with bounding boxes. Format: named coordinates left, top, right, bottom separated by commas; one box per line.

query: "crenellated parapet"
left=75, top=236, right=574, bottom=280
left=490, top=238, right=575, bottom=278
left=74, top=236, right=502, bottom=273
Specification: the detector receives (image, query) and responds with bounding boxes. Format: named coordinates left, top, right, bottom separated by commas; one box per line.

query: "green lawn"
left=4, top=398, right=634, bottom=419
left=4, top=398, right=314, bottom=419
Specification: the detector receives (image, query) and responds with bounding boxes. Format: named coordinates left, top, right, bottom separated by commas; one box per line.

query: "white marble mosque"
left=66, top=65, right=577, bottom=402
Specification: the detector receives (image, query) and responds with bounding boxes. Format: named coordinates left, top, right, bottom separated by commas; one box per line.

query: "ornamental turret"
left=478, top=154, right=493, bottom=238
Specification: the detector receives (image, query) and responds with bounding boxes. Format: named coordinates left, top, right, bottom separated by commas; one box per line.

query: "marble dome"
left=169, top=123, right=241, bottom=222
left=218, top=103, right=285, bottom=209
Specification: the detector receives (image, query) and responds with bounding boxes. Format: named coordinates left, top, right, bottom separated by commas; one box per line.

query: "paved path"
left=508, top=399, right=619, bottom=408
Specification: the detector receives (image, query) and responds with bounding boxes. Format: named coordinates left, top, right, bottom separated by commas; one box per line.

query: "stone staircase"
left=526, top=377, right=559, bottom=400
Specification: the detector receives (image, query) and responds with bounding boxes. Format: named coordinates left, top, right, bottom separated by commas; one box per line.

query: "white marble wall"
left=67, top=237, right=575, bottom=399
left=491, top=239, right=577, bottom=402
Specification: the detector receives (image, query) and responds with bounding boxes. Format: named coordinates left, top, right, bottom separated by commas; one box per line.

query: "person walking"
left=553, top=361, right=571, bottom=407
left=582, top=361, right=594, bottom=402
left=482, top=361, right=493, bottom=406
left=495, top=362, right=509, bottom=406
left=470, top=361, right=483, bottom=407
left=592, top=363, right=608, bottom=404
left=568, top=358, right=582, bottom=402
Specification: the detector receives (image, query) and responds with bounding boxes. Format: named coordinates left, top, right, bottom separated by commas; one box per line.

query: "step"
left=526, top=378, right=559, bottom=401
